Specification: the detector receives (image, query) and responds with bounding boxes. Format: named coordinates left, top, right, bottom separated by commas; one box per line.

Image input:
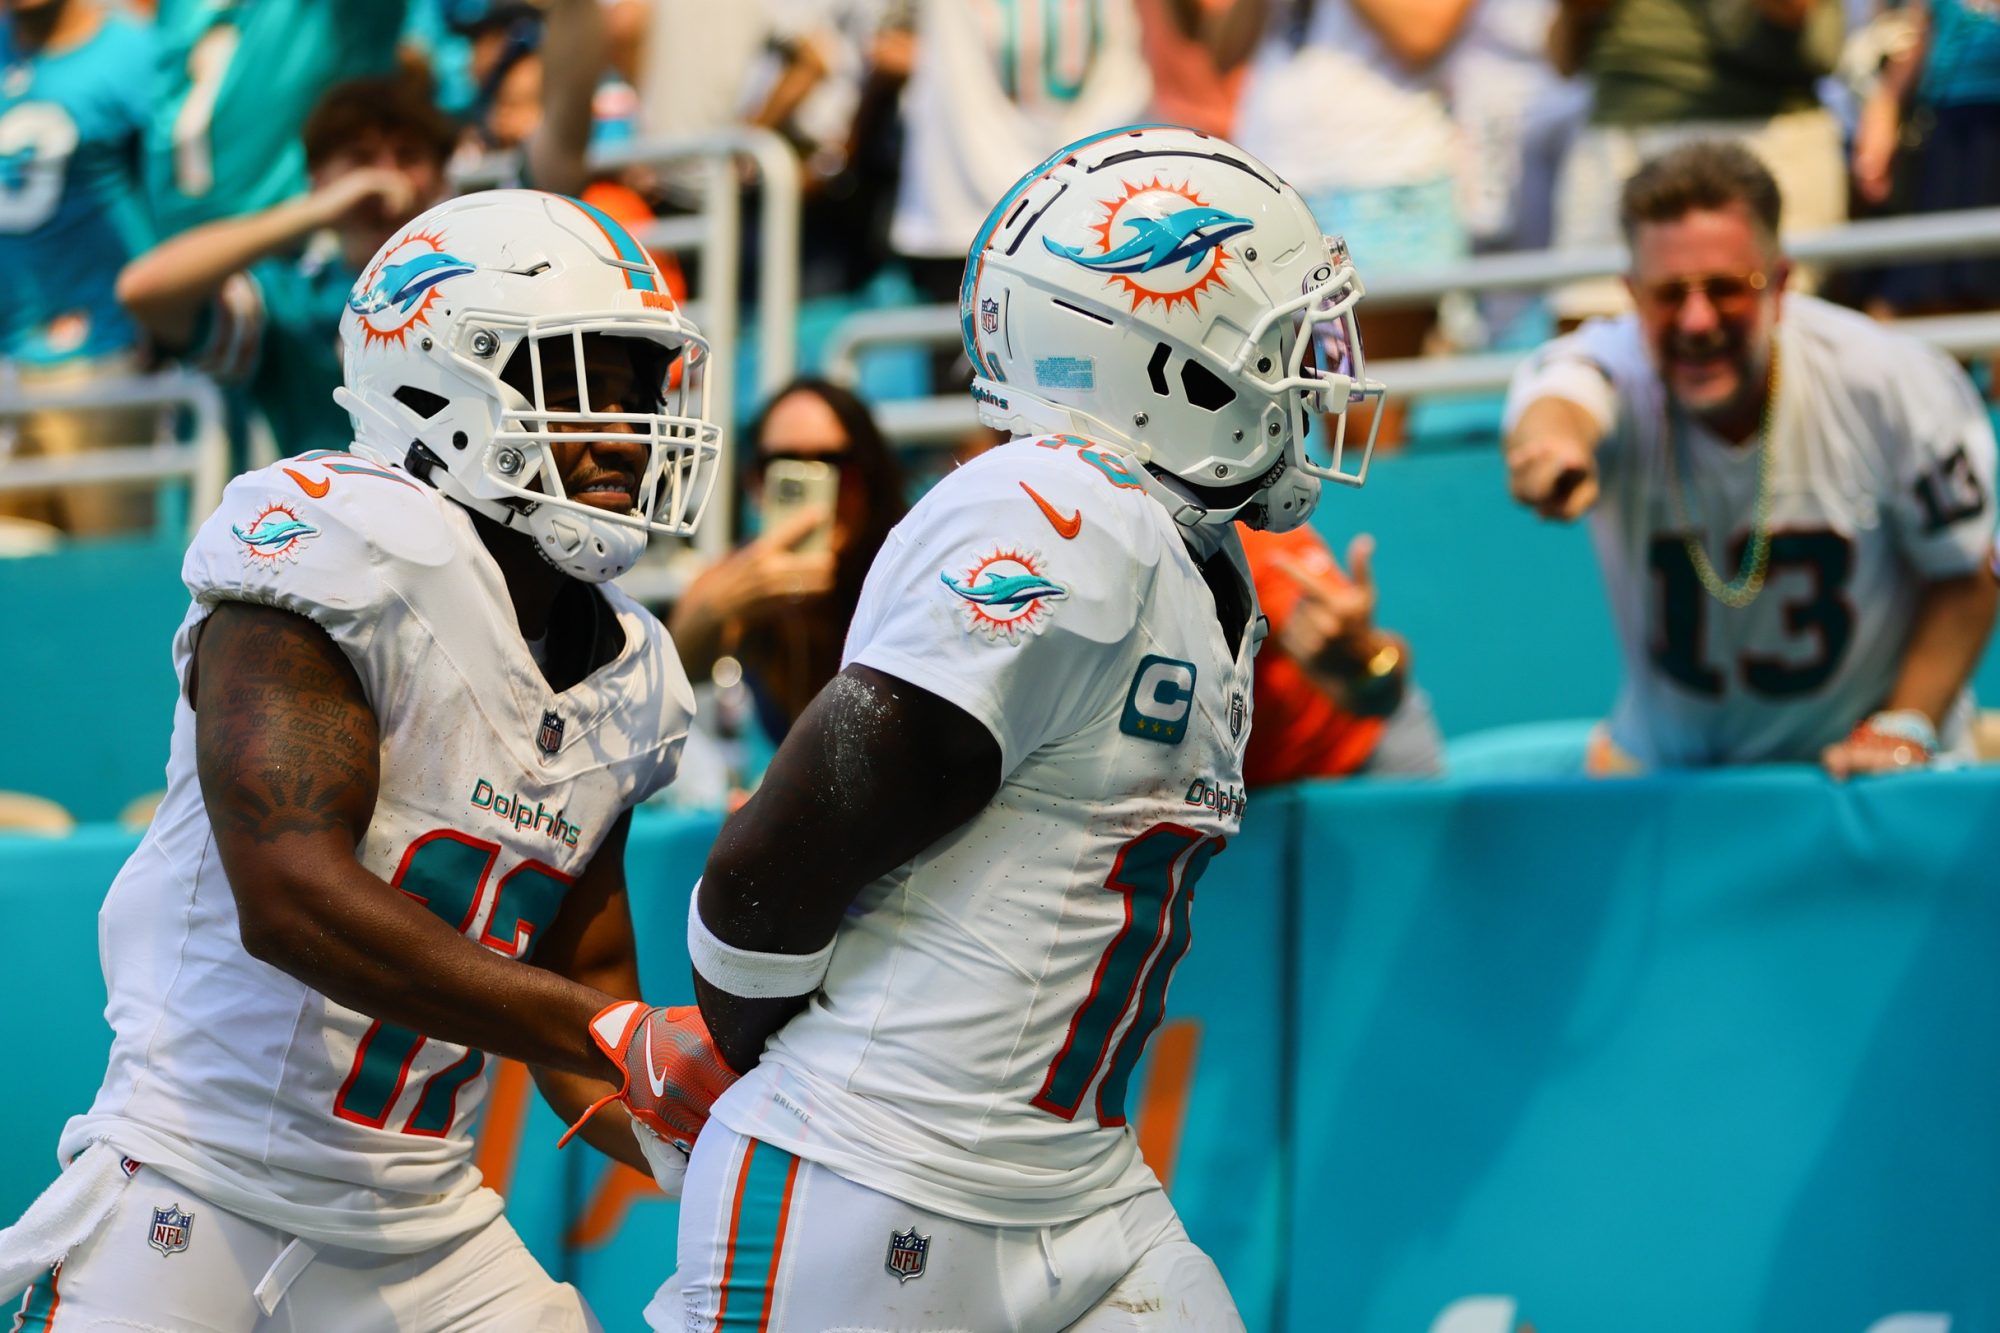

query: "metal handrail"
left=824, top=304, right=961, bottom=387
left=823, top=206, right=2000, bottom=385
left=1365, top=205, right=2000, bottom=306
left=829, top=311, right=2000, bottom=447
left=0, top=370, right=229, bottom=527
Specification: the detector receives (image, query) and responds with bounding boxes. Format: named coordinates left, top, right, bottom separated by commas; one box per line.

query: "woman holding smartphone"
left=670, top=378, right=909, bottom=746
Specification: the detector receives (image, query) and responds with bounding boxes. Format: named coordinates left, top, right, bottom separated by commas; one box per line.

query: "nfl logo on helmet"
left=885, top=1226, right=929, bottom=1283
left=148, top=1204, right=193, bottom=1256
left=980, top=297, right=999, bottom=335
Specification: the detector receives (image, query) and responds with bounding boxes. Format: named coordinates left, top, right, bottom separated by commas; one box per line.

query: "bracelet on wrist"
left=1852, top=708, right=1938, bottom=768
left=1330, top=637, right=1405, bottom=717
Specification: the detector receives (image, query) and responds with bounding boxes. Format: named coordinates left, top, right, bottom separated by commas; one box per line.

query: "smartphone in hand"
left=760, top=459, right=839, bottom=554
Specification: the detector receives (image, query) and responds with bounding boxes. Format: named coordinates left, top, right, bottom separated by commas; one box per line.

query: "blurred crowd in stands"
left=2, top=0, right=1998, bottom=815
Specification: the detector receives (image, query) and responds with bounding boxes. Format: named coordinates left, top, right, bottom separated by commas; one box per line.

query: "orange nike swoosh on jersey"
left=1020, top=482, right=1082, bottom=539
left=282, top=467, right=331, bottom=499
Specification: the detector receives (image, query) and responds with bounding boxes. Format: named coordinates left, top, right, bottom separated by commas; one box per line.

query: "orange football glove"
left=558, top=1001, right=740, bottom=1151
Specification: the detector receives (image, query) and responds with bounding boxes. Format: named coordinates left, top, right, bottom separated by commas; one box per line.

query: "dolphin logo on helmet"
left=1043, top=206, right=1252, bottom=276
left=335, top=190, right=721, bottom=584
left=959, top=125, right=1388, bottom=534
left=348, top=251, right=476, bottom=317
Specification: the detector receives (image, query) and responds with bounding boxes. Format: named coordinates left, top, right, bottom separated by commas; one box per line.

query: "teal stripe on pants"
left=717, top=1141, right=798, bottom=1330
left=13, top=1265, right=59, bottom=1331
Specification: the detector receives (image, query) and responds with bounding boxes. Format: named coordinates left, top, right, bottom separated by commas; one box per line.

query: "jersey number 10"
left=1034, top=824, right=1221, bottom=1127
left=333, top=831, right=570, bottom=1137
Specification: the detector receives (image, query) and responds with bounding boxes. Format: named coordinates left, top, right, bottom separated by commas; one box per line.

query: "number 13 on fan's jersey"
left=1035, top=824, right=1221, bottom=1127
left=333, top=830, right=569, bottom=1136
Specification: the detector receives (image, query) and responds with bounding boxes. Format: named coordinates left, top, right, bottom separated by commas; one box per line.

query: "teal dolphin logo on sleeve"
left=232, top=502, right=321, bottom=564
left=940, top=547, right=1068, bottom=644
left=939, top=569, right=1068, bottom=607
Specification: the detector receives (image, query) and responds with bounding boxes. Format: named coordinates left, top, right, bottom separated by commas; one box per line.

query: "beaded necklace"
left=1662, top=345, right=1781, bottom=610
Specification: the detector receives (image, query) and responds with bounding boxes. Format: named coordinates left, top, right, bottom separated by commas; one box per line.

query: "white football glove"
left=631, top=1120, right=690, bottom=1200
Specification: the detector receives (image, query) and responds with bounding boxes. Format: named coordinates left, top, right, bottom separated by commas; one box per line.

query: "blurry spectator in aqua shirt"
left=1853, top=0, right=2000, bottom=317
left=117, top=0, right=603, bottom=465
left=115, top=75, right=455, bottom=460
left=144, top=0, right=409, bottom=238
left=0, top=0, right=159, bottom=535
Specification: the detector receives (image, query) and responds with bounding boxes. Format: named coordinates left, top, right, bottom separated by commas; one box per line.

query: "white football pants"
left=649, top=1125, right=1244, bottom=1332
left=9, top=1163, right=595, bottom=1332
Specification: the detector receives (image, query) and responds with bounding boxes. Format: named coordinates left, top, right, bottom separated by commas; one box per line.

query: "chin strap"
left=1241, top=467, right=1322, bottom=533
left=338, top=386, right=646, bottom=583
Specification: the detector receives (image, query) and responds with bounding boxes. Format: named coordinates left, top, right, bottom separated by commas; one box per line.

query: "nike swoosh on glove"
left=558, top=1002, right=740, bottom=1155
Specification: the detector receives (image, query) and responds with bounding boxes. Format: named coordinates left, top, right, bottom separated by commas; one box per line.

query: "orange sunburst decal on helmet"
left=1044, top=177, right=1254, bottom=317
left=347, top=227, right=477, bottom=351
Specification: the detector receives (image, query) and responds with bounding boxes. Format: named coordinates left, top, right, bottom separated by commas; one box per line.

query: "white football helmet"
left=961, top=125, right=1386, bottom=533
left=336, top=189, right=721, bottom=582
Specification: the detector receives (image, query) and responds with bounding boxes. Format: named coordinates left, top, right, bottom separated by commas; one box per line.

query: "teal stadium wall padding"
left=8, top=770, right=2000, bottom=1331
left=14, top=436, right=2000, bottom=817
left=0, top=536, right=189, bottom=823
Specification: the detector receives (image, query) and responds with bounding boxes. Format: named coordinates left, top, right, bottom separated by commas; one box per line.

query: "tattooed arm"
left=693, top=666, right=1000, bottom=1073
left=192, top=600, right=624, bottom=1083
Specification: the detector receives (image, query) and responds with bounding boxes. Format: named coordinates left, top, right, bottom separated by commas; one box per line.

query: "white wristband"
left=687, top=881, right=835, bottom=999
left=1862, top=709, right=1939, bottom=755
left=1503, top=356, right=1617, bottom=437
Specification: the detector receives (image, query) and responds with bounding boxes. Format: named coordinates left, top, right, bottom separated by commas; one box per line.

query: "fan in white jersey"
left=623, top=125, right=1384, bottom=1332
left=1504, top=140, right=1998, bottom=775
left=0, top=190, right=742, bottom=1332
left=890, top=0, right=1151, bottom=270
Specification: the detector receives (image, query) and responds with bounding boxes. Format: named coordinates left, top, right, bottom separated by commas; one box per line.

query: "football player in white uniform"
left=633, top=125, right=1383, bottom=1331
left=1504, top=140, right=1999, bottom=774
left=1, top=190, right=738, bottom=1331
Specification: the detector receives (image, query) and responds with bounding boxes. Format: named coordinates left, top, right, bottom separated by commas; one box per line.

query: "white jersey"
left=1504, top=294, right=1997, bottom=766
left=61, top=450, right=693, bottom=1253
left=710, top=441, right=1259, bottom=1226
left=890, top=0, right=1150, bottom=259
left=1234, top=0, right=1460, bottom=195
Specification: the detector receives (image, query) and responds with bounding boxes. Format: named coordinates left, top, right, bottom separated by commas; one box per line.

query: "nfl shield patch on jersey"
left=148, top=1204, right=193, bottom=1256
left=885, top=1227, right=929, bottom=1283
left=537, top=709, right=565, bottom=759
